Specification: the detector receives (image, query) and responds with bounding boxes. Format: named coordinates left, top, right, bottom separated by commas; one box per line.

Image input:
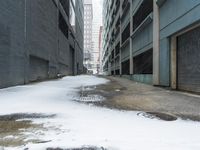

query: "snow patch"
left=0, top=75, right=200, bottom=150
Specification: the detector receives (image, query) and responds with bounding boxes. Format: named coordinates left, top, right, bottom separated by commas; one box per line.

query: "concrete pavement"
left=93, top=76, right=200, bottom=121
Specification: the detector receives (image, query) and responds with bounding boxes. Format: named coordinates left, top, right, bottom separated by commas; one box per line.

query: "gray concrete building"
left=102, top=0, right=200, bottom=93
left=0, top=0, right=84, bottom=88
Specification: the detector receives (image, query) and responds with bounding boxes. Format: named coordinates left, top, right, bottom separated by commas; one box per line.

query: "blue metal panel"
left=130, top=74, right=153, bottom=85
left=160, top=0, right=200, bottom=38
left=132, top=22, right=153, bottom=56
left=121, top=41, right=130, bottom=62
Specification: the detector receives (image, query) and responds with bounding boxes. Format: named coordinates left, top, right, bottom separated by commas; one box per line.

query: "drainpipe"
left=153, top=0, right=160, bottom=85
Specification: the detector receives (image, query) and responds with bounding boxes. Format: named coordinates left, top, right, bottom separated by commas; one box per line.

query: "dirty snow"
left=0, top=75, right=200, bottom=150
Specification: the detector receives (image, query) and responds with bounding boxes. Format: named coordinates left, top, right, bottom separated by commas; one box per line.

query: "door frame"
left=170, top=23, right=200, bottom=89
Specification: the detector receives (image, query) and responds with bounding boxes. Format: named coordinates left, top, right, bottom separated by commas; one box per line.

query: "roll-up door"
left=177, top=26, right=200, bottom=93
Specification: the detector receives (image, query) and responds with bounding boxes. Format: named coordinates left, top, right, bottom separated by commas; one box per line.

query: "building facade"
left=92, top=22, right=101, bottom=74
left=84, top=0, right=93, bottom=72
left=99, top=26, right=103, bottom=74
left=102, top=0, right=200, bottom=93
left=0, top=0, right=84, bottom=88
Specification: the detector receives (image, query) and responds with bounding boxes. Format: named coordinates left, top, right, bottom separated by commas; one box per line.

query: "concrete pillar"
left=119, top=2, right=122, bottom=76
left=119, top=48, right=122, bottom=75
left=108, top=47, right=111, bottom=75
left=129, top=0, right=133, bottom=75
left=114, top=46, right=116, bottom=75
left=171, top=36, right=177, bottom=89
left=153, top=0, right=160, bottom=85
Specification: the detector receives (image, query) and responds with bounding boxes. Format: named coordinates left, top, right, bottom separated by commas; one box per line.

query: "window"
left=133, top=49, right=153, bottom=74
left=122, top=23, right=130, bottom=43
left=59, top=12, right=69, bottom=39
left=132, top=0, right=153, bottom=31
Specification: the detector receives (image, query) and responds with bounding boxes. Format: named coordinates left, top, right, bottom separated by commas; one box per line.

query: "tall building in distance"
left=99, top=26, right=103, bottom=74
left=84, top=0, right=93, bottom=73
left=92, top=21, right=101, bottom=74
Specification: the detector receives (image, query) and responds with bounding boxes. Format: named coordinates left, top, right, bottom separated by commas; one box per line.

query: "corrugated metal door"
left=177, top=26, right=200, bottom=93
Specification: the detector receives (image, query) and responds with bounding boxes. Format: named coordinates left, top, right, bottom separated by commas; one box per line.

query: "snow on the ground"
left=0, top=75, right=200, bottom=150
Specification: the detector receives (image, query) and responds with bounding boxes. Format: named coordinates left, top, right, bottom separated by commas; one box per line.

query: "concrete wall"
left=132, top=22, right=153, bottom=57
left=0, top=0, right=84, bottom=88
left=0, top=0, right=26, bottom=87
left=121, top=42, right=130, bottom=62
left=27, top=0, right=59, bottom=80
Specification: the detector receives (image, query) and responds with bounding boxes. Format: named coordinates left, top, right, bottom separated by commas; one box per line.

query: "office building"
left=84, top=0, right=93, bottom=72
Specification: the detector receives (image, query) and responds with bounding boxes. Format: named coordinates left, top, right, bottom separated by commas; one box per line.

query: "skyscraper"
left=99, top=26, right=103, bottom=74
left=84, top=0, right=93, bottom=73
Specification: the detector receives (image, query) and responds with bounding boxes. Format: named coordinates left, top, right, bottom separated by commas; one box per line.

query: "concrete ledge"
left=121, top=75, right=131, bottom=80
left=120, top=74, right=153, bottom=85
left=131, top=13, right=153, bottom=38
left=130, top=74, right=153, bottom=85
left=156, top=0, right=167, bottom=7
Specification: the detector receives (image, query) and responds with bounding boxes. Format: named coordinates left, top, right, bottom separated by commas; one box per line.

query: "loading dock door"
left=177, top=26, right=200, bottom=93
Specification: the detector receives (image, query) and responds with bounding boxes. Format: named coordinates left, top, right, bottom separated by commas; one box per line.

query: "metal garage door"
left=177, top=26, right=200, bottom=93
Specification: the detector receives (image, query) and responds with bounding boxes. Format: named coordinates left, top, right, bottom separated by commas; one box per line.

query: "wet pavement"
left=75, top=76, right=200, bottom=121
left=46, top=146, right=106, bottom=150
left=0, top=113, right=55, bottom=147
left=0, top=113, right=108, bottom=149
left=73, top=84, right=178, bottom=121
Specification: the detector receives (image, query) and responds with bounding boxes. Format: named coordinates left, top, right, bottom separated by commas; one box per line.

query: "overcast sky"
left=92, top=0, right=103, bottom=25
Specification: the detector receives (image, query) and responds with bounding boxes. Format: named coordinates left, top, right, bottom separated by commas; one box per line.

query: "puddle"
left=137, top=112, right=177, bottom=121
left=115, top=89, right=120, bottom=92
left=47, top=146, right=107, bottom=150
left=0, top=113, right=56, bottom=121
left=73, top=94, right=105, bottom=102
left=73, top=86, right=106, bottom=103
left=0, top=113, right=55, bottom=147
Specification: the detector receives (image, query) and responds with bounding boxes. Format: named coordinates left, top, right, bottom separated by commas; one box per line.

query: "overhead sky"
left=92, top=0, right=103, bottom=25
left=91, top=0, right=103, bottom=74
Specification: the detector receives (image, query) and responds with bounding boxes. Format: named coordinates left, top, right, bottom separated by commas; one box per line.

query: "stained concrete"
left=0, top=113, right=55, bottom=147
left=85, top=76, right=200, bottom=121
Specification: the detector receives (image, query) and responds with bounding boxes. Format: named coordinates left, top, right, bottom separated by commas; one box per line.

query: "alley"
left=0, top=75, right=200, bottom=150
